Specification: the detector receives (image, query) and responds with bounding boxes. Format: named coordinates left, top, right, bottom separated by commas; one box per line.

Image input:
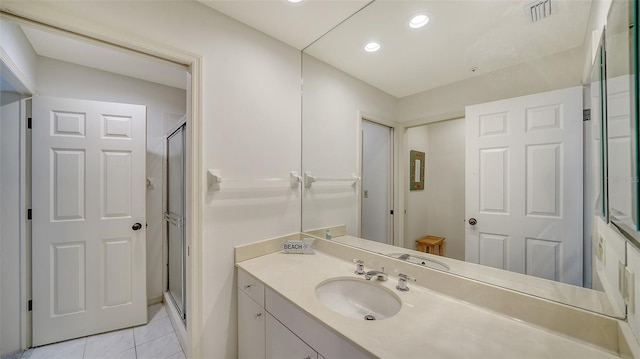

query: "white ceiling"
left=306, top=0, right=592, bottom=97
left=198, top=0, right=372, bottom=50
left=13, top=1, right=593, bottom=98
left=20, top=24, right=187, bottom=90
left=201, top=0, right=593, bottom=98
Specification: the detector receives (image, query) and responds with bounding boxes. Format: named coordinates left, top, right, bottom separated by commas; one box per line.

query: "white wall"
left=2, top=2, right=305, bottom=357
left=581, top=0, right=613, bottom=83
left=0, top=91, right=22, bottom=356
left=302, top=54, right=397, bottom=235
left=0, top=20, right=37, bottom=93
left=398, top=47, right=585, bottom=124
left=425, top=119, right=465, bottom=260
left=36, top=57, right=187, bottom=305
left=404, top=125, right=429, bottom=248
left=405, top=119, right=465, bottom=260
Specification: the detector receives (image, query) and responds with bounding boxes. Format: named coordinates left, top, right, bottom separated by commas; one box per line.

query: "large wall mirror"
left=301, top=0, right=637, bottom=318
left=606, top=0, right=639, bottom=243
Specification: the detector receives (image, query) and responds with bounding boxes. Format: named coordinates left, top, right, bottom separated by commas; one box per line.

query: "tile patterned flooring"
left=3, top=304, right=185, bottom=359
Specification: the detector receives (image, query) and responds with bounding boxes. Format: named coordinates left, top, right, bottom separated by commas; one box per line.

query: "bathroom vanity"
left=236, top=234, right=639, bottom=358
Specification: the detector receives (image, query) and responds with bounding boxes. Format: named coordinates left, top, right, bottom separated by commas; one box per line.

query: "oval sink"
left=315, top=277, right=401, bottom=321
left=387, top=253, right=450, bottom=271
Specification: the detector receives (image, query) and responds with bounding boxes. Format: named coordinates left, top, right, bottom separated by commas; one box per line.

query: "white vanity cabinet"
left=238, top=290, right=266, bottom=359
left=237, top=268, right=370, bottom=359
left=266, top=313, right=317, bottom=359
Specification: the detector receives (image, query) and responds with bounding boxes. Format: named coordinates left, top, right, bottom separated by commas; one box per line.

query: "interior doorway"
left=360, top=119, right=394, bottom=244
left=0, top=16, right=193, bottom=354
left=405, top=119, right=466, bottom=260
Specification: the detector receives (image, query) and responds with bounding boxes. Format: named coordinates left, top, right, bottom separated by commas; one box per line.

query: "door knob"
left=468, top=218, right=477, bottom=226
left=132, top=222, right=142, bottom=231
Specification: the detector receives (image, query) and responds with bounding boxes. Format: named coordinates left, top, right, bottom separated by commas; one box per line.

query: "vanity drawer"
left=238, top=268, right=265, bottom=306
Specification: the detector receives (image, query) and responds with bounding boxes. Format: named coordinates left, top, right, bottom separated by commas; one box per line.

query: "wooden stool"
left=415, top=235, right=445, bottom=256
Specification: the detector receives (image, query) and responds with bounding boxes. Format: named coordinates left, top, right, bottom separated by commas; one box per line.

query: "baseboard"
left=147, top=296, right=163, bottom=306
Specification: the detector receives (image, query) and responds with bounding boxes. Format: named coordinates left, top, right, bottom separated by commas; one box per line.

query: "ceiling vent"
left=524, top=0, right=556, bottom=22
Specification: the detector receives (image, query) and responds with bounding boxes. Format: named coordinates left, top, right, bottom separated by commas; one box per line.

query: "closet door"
left=465, top=87, right=583, bottom=285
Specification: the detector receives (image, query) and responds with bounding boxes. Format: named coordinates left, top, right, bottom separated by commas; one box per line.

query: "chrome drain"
left=364, top=314, right=376, bottom=321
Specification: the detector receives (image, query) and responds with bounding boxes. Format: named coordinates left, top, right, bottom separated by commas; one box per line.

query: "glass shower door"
left=166, top=124, right=186, bottom=322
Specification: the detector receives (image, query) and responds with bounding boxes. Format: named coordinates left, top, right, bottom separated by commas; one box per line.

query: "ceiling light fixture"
left=287, top=0, right=302, bottom=3
left=408, top=13, right=430, bottom=29
left=363, top=41, right=382, bottom=53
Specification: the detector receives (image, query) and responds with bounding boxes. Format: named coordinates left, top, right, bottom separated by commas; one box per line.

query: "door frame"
left=0, top=94, right=32, bottom=355
left=357, top=111, right=402, bottom=247
left=0, top=10, right=204, bottom=358
left=1, top=38, right=35, bottom=354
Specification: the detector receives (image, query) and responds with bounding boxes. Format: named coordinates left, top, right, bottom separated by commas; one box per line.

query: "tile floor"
left=3, top=303, right=185, bottom=359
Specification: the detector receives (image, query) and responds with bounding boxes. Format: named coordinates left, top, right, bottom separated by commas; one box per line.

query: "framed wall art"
left=410, top=150, right=425, bottom=191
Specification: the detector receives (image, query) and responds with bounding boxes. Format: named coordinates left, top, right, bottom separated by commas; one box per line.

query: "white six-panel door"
left=32, top=96, right=147, bottom=346
left=465, top=87, right=583, bottom=285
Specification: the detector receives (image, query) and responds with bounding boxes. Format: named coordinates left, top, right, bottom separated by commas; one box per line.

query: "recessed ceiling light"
left=363, top=41, right=382, bottom=53
left=287, top=0, right=302, bottom=3
left=408, top=13, right=430, bottom=29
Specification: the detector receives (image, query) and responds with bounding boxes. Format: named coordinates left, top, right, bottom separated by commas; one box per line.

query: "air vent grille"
left=524, top=0, right=555, bottom=22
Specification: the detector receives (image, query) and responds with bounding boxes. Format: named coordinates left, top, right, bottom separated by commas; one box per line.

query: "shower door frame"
left=165, top=120, right=187, bottom=324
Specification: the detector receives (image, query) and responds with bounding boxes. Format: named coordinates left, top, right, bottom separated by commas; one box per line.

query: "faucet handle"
left=396, top=273, right=416, bottom=292
left=353, top=259, right=365, bottom=275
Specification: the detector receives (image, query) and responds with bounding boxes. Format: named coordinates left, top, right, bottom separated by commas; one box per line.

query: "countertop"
left=237, top=244, right=622, bottom=358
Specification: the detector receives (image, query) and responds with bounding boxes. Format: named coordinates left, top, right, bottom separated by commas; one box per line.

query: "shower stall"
left=165, top=122, right=186, bottom=323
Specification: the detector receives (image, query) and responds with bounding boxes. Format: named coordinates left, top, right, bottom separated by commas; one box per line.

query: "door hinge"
left=28, top=300, right=32, bottom=311
left=27, top=117, right=32, bottom=129
left=390, top=210, right=394, bottom=215
left=583, top=109, right=591, bottom=121
left=27, top=209, right=32, bottom=220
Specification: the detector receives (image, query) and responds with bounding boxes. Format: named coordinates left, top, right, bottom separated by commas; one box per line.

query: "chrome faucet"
left=396, top=273, right=416, bottom=291
left=353, top=259, right=365, bottom=275
left=365, top=267, right=387, bottom=281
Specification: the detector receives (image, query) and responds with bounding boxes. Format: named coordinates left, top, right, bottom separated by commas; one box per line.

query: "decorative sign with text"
left=282, top=238, right=315, bottom=254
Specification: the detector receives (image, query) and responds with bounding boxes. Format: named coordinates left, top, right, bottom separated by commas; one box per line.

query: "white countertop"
left=237, top=247, right=621, bottom=358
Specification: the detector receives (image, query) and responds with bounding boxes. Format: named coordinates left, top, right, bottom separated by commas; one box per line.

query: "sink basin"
left=387, top=253, right=450, bottom=271
left=315, top=277, right=401, bottom=320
